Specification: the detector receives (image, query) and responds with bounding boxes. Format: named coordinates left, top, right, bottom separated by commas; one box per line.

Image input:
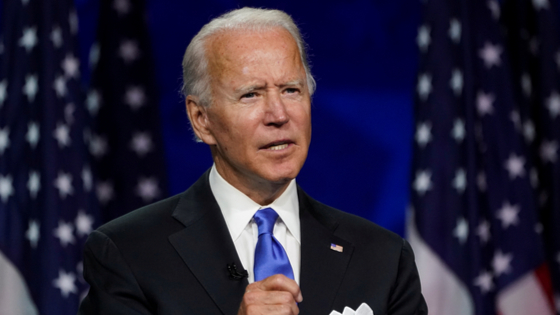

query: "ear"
left=185, top=96, right=217, bottom=145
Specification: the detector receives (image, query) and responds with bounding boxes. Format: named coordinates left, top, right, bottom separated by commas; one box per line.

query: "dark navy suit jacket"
left=78, top=170, right=428, bottom=314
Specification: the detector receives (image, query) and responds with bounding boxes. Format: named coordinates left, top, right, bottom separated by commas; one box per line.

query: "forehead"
left=205, top=27, right=304, bottom=79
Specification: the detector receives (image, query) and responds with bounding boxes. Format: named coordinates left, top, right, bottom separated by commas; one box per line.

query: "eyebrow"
left=234, top=80, right=305, bottom=95
left=279, top=80, right=304, bottom=88
left=234, top=84, right=266, bottom=95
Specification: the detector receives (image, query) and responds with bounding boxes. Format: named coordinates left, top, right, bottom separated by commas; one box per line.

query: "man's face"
left=192, top=28, right=311, bottom=193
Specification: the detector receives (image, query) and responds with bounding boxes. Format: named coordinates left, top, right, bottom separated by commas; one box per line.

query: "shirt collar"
left=209, top=164, right=300, bottom=243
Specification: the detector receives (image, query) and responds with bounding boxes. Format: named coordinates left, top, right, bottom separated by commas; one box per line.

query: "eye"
left=284, top=88, right=299, bottom=94
left=241, top=92, right=257, bottom=99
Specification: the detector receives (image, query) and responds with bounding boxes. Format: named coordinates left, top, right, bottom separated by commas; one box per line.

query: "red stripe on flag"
left=535, top=263, right=555, bottom=310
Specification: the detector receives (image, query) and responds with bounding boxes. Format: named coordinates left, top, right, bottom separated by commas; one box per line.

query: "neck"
left=213, top=164, right=292, bottom=206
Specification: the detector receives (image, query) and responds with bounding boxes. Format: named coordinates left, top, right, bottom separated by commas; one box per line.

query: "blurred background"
left=74, top=0, right=420, bottom=234
left=1, top=0, right=559, bottom=314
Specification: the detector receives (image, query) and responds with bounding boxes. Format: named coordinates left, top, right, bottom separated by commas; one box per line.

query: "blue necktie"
left=253, top=208, right=294, bottom=281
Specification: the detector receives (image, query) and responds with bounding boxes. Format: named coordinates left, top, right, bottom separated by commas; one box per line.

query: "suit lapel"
left=297, top=187, right=354, bottom=315
left=168, top=171, right=248, bottom=315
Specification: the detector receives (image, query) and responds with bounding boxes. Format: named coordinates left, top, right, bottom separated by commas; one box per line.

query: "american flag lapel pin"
left=330, top=243, right=343, bottom=252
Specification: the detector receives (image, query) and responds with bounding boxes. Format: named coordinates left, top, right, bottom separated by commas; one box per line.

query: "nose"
left=263, top=92, right=289, bottom=127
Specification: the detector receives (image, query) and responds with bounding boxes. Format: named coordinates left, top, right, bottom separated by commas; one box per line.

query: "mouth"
left=260, top=140, right=294, bottom=151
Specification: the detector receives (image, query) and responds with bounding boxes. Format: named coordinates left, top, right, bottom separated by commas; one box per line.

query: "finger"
left=256, top=274, right=303, bottom=303
left=243, top=296, right=299, bottom=315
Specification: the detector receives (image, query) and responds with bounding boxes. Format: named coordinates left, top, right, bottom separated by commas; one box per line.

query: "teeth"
left=269, top=144, right=288, bottom=150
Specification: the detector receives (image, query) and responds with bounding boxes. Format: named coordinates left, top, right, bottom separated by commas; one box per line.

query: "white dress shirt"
left=209, top=165, right=301, bottom=284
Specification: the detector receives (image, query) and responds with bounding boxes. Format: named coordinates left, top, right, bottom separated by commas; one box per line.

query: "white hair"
left=181, top=7, right=316, bottom=107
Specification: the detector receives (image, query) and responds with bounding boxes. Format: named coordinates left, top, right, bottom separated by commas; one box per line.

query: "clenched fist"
left=238, top=274, right=303, bottom=315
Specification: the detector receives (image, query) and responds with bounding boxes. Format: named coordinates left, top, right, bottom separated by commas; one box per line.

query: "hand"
left=238, top=274, right=303, bottom=315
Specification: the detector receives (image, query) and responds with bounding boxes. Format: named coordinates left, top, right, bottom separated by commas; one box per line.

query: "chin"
left=261, top=163, right=303, bottom=184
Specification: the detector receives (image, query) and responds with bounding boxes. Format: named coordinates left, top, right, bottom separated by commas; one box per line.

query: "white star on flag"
left=19, top=27, right=38, bottom=52
left=546, top=91, right=560, bottom=119
left=125, top=86, right=146, bottom=110
left=413, top=170, right=432, bottom=196
left=496, top=201, right=520, bottom=229
left=89, top=43, right=100, bottom=67
left=477, top=91, right=495, bottom=116
left=62, top=54, right=80, bottom=79
left=113, top=0, right=131, bottom=15
left=0, top=80, right=7, bottom=107
left=131, top=132, right=153, bottom=156
left=535, top=223, right=544, bottom=234
left=529, top=37, right=539, bottom=55
left=451, top=118, right=465, bottom=142
left=26, top=220, right=40, bottom=248
left=477, top=172, right=487, bottom=191
left=136, top=177, right=160, bottom=202
left=119, top=40, right=140, bottom=63
left=75, top=210, right=94, bottom=237
left=479, top=42, right=502, bottom=68
left=82, top=167, right=92, bottom=191
left=532, top=0, right=549, bottom=10
left=52, top=269, right=77, bottom=298
left=450, top=69, right=463, bottom=96
left=487, top=0, right=501, bottom=19
left=492, top=250, right=513, bottom=276
left=0, top=174, right=14, bottom=203
left=86, top=90, right=101, bottom=116
left=539, top=192, right=549, bottom=206
left=540, top=140, right=558, bottom=163
left=521, top=73, right=531, bottom=97
left=27, top=170, right=40, bottom=198
left=504, top=153, right=525, bottom=179
left=96, top=181, right=114, bottom=204
left=53, top=123, right=71, bottom=147
left=448, top=18, right=461, bottom=43
left=69, top=10, right=78, bottom=34
left=53, top=75, right=67, bottom=98
left=64, top=103, right=75, bottom=125
left=26, top=122, right=40, bottom=148
left=89, top=134, right=108, bottom=158
left=476, top=220, right=491, bottom=243
left=51, top=26, right=63, bottom=48
left=453, top=217, right=469, bottom=244
left=54, top=172, right=73, bottom=199
left=417, top=25, right=431, bottom=52
left=53, top=221, right=75, bottom=247
left=452, top=168, right=467, bottom=193
left=0, top=127, right=9, bottom=155
left=415, top=122, right=432, bottom=147
left=417, top=73, right=432, bottom=101
left=510, top=111, right=521, bottom=130
left=523, top=120, right=535, bottom=143
left=473, top=270, right=494, bottom=293
left=23, top=74, right=38, bottom=102
left=530, top=167, right=539, bottom=188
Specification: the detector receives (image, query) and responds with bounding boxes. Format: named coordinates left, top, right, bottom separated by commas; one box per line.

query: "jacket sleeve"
left=78, top=230, right=154, bottom=315
left=387, top=239, right=428, bottom=315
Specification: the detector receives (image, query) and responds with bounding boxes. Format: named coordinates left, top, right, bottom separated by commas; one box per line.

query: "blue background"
left=75, top=0, right=421, bottom=236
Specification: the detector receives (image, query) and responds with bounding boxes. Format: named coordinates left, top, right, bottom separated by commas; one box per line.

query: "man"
left=79, top=7, right=427, bottom=315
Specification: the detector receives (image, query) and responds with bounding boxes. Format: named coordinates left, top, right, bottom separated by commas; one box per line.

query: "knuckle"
left=270, top=274, right=286, bottom=285
left=279, top=292, right=293, bottom=303
left=243, top=291, right=258, bottom=304
left=277, top=304, right=292, bottom=314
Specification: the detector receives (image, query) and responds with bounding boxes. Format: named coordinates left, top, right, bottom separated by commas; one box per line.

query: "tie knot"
left=253, top=208, right=279, bottom=236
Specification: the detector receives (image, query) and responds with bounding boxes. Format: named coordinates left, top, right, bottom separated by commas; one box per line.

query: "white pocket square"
left=329, top=303, right=374, bottom=315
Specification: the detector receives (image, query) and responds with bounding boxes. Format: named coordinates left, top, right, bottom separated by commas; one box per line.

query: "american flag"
left=408, top=0, right=560, bottom=314
left=87, top=0, right=168, bottom=223
left=0, top=0, right=99, bottom=314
